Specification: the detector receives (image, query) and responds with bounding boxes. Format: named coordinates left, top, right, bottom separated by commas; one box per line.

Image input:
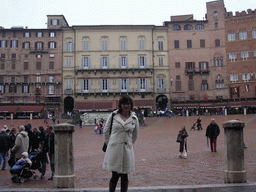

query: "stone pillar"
left=244, top=108, right=247, bottom=115
left=30, top=113, right=33, bottom=120
left=53, top=123, right=75, bottom=188
left=225, top=108, right=227, bottom=116
left=223, top=120, right=246, bottom=183
left=11, top=113, right=13, bottom=120
left=186, top=110, right=189, bottom=117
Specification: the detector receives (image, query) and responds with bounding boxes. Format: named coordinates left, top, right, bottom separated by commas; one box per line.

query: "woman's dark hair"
left=118, top=95, right=133, bottom=113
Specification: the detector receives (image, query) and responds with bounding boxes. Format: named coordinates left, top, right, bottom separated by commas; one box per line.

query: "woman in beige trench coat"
left=103, top=95, right=139, bottom=192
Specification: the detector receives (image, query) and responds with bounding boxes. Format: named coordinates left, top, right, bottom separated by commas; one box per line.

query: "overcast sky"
left=1, top=0, right=256, bottom=29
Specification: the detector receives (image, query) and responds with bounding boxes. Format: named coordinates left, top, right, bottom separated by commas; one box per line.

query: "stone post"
left=53, top=123, right=75, bottom=188
left=186, top=110, right=189, bottom=117
left=223, top=120, right=246, bottom=183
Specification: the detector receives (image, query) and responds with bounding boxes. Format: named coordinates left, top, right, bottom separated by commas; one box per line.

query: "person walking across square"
left=206, top=118, right=220, bottom=152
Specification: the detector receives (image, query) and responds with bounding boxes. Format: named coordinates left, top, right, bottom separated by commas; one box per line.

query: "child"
left=10, top=152, right=32, bottom=174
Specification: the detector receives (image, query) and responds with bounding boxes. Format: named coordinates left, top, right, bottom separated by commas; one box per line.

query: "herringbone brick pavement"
left=0, top=114, right=255, bottom=190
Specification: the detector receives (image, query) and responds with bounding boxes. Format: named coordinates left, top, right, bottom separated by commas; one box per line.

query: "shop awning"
left=73, top=100, right=117, bottom=112
left=172, top=103, right=199, bottom=109
left=227, top=101, right=247, bottom=108
left=199, top=103, right=213, bottom=108
left=0, top=106, right=18, bottom=113
left=16, top=106, right=43, bottom=113
left=246, top=100, right=256, bottom=107
left=213, top=102, right=228, bottom=107
left=133, top=100, right=154, bottom=108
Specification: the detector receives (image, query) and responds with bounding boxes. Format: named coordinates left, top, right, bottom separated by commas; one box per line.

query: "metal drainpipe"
left=73, top=27, right=76, bottom=100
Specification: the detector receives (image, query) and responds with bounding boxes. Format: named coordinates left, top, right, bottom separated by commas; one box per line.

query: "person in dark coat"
left=0, top=129, right=11, bottom=170
left=206, top=118, right=220, bottom=152
left=178, top=125, right=188, bottom=158
left=38, top=126, right=48, bottom=179
left=46, top=126, right=55, bottom=180
left=196, top=117, right=202, bottom=130
left=30, top=127, right=40, bottom=152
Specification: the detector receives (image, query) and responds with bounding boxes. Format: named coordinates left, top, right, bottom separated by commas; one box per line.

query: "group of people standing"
left=0, top=123, right=55, bottom=180
left=178, top=118, right=220, bottom=159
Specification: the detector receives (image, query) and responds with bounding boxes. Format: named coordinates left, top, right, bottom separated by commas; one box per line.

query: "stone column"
left=244, top=108, right=247, bottom=115
left=186, top=110, right=189, bottom=117
left=223, top=120, right=246, bottom=183
left=53, top=123, right=75, bottom=188
left=225, top=108, right=227, bottom=116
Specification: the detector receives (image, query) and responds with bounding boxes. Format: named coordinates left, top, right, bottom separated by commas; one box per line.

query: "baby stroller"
left=190, top=123, right=196, bottom=131
left=10, top=151, right=40, bottom=183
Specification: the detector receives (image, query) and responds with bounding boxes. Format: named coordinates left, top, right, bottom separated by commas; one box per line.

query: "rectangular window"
left=252, top=30, right=256, bottom=38
left=159, top=57, right=163, bottom=66
left=50, top=54, right=55, bottom=58
left=239, top=31, right=247, bottom=40
left=0, top=85, right=4, bottom=93
left=1, top=54, right=5, bottom=59
left=1, top=40, right=7, bottom=48
left=66, top=58, right=71, bottom=67
left=229, top=52, right=237, bottom=60
left=23, top=97, right=28, bottom=103
left=101, top=57, right=109, bottom=68
left=120, top=40, right=126, bottom=50
left=139, top=40, right=145, bottom=50
left=241, top=51, right=249, bottom=60
left=66, top=42, right=73, bottom=51
left=158, top=41, right=163, bottom=50
left=138, top=56, right=146, bottom=68
left=36, top=42, right=43, bottom=50
left=12, top=54, right=16, bottom=59
left=11, top=61, right=15, bottom=70
left=49, top=42, right=56, bottom=48
left=202, top=80, right=208, bottom=90
left=119, top=56, right=128, bottom=68
left=24, top=32, right=30, bottom=37
left=242, top=73, right=251, bottom=81
left=11, top=76, right=15, bottom=83
left=23, top=42, right=30, bottom=49
left=49, top=76, right=54, bottom=83
left=66, top=79, right=72, bottom=89
left=228, top=33, right=235, bottom=41
left=51, top=19, right=59, bottom=25
left=176, top=81, right=181, bottom=91
left=102, top=41, right=108, bottom=51
left=188, top=80, right=194, bottom=91
left=187, top=40, right=192, bottom=48
left=36, top=62, right=41, bottom=70
left=175, top=62, right=180, bottom=68
left=200, top=39, right=205, bottom=48
left=37, top=32, right=43, bottom=37
left=9, top=85, right=16, bottom=93
left=139, top=78, right=146, bottom=91
left=174, top=40, right=179, bottom=48
left=11, top=40, right=18, bottom=48
left=49, top=61, right=54, bottom=69
left=101, top=79, right=109, bottom=92
left=83, top=41, right=89, bottom=51
left=120, top=79, right=129, bottom=92
left=22, top=85, right=29, bottom=93
left=49, top=85, right=54, bottom=94
left=49, top=32, right=55, bottom=37
left=82, top=79, right=91, bottom=92
left=82, top=57, right=90, bottom=68
left=230, top=74, right=238, bottom=82
left=215, top=39, right=220, bottom=47
left=216, top=80, right=224, bottom=89
left=199, top=62, right=208, bottom=70
left=24, top=76, right=28, bottom=83
left=157, top=78, right=166, bottom=90
left=0, top=63, right=5, bottom=70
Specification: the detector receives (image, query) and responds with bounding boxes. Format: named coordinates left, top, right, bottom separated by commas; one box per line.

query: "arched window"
left=195, top=24, right=204, bottom=30
left=215, top=22, right=218, bottom=29
left=184, top=24, right=193, bottom=30
left=172, top=25, right=181, bottom=31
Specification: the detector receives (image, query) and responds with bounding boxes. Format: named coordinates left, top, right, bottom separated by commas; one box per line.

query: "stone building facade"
left=59, top=24, right=169, bottom=117
left=0, top=17, right=64, bottom=119
left=164, top=0, right=229, bottom=115
left=225, top=9, right=256, bottom=114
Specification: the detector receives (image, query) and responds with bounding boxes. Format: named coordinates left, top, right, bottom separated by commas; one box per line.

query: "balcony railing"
left=75, top=65, right=154, bottom=75
left=75, top=88, right=154, bottom=95
left=185, top=67, right=210, bottom=75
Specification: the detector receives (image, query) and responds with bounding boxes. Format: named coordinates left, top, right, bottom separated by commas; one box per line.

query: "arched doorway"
left=156, top=95, right=168, bottom=110
left=64, top=96, right=74, bottom=113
